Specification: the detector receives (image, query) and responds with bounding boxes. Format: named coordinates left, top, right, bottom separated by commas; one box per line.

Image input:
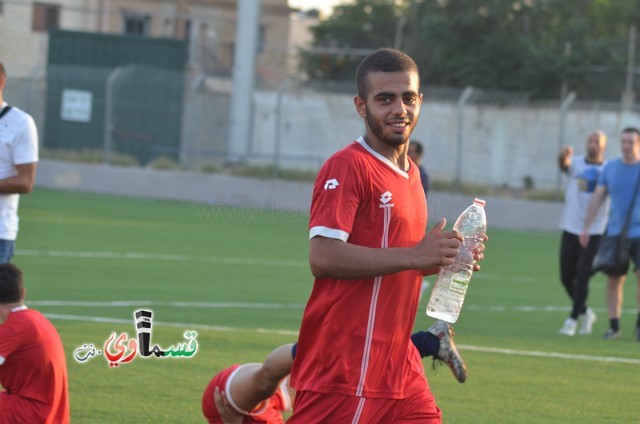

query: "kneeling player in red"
left=0, top=263, right=70, bottom=423
left=202, top=322, right=465, bottom=423
left=202, top=344, right=294, bottom=424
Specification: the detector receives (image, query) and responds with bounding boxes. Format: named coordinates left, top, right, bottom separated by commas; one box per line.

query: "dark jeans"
left=559, top=231, right=601, bottom=319
left=0, top=239, right=14, bottom=264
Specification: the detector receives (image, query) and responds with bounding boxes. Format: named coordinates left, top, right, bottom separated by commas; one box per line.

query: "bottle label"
left=449, top=277, right=469, bottom=295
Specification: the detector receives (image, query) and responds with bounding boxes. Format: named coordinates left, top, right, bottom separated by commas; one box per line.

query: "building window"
left=123, top=12, right=151, bottom=36
left=32, top=2, right=60, bottom=32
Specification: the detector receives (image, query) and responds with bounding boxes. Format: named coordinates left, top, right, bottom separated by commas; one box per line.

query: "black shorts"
left=605, top=237, right=640, bottom=277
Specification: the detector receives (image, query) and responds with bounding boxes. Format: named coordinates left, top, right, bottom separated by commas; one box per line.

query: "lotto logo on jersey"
left=324, top=178, right=339, bottom=190
left=379, top=191, right=394, bottom=208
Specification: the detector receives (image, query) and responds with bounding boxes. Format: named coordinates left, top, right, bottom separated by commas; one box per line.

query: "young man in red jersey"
left=288, top=48, right=486, bottom=423
left=0, top=263, right=70, bottom=423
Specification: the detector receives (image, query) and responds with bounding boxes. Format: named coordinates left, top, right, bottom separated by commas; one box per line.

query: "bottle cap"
left=473, top=198, right=486, bottom=207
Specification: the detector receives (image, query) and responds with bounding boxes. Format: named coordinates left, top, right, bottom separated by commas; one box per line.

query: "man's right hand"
left=579, top=230, right=590, bottom=249
left=558, top=146, right=573, bottom=171
left=412, top=218, right=463, bottom=270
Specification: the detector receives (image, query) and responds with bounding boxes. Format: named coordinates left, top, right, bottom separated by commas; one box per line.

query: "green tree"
left=300, top=0, right=640, bottom=100
left=299, top=0, right=400, bottom=81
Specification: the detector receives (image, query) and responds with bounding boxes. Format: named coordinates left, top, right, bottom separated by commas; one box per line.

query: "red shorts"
left=286, top=390, right=442, bottom=424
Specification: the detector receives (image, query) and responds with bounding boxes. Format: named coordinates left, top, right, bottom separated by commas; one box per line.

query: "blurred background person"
left=408, top=140, right=430, bottom=199
left=0, top=62, right=38, bottom=263
left=0, top=263, right=69, bottom=423
left=580, top=127, right=640, bottom=341
left=557, top=130, right=608, bottom=336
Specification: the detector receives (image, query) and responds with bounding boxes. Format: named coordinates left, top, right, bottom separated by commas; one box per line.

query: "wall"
left=6, top=70, right=639, bottom=191
left=250, top=88, right=640, bottom=190
left=36, top=159, right=563, bottom=232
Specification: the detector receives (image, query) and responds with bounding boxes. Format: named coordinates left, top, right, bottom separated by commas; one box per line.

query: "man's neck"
left=585, top=155, right=603, bottom=164
left=0, top=302, right=24, bottom=323
left=362, top=135, right=409, bottom=171
left=623, top=153, right=640, bottom=164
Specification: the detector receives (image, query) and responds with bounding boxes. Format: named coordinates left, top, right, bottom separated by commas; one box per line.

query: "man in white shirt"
left=0, top=62, right=38, bottom=263
left=557, top=130, right=608, bottom=336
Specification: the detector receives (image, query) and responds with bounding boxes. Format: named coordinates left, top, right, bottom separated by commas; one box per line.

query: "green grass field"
left=11, top=188, right=639, bottom=423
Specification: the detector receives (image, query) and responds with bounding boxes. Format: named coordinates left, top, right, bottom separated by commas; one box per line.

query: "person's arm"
left=309, top=218, right=464, bottom=279
left=237, top=343, right=294, bottom=410
left=0, top=163, right=37, bottom=194
left=579, top=185, right=607, bottom=248
left=558, top=146, right=573, bottom=173
left=213, top=387, right=243, bottom=424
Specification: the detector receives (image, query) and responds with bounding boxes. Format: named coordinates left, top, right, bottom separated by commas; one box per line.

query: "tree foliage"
left=299, top=0, right=401, bottom=81
left=298, top=0, right=640, bottom=100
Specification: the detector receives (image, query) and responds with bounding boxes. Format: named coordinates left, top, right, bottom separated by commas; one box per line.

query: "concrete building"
left=0, top=0, right=292, bottom=85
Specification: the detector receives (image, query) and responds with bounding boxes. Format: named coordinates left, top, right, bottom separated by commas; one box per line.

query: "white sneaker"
left=577, top=308, right=596, bottom=335
left=559, top=318, right=577, bottom=336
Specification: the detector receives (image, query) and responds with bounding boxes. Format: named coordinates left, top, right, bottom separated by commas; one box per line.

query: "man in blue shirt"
left=580, top=127, right=640, bottom=341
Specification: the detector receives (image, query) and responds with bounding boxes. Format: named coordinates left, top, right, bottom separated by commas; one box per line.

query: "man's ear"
left=353, top=95, right=367, bottom=118
left=0, top=75, right=6, bottom=91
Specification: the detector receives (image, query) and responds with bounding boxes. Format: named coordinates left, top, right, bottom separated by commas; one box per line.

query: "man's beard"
left=365, top=112, right=412, bottom=147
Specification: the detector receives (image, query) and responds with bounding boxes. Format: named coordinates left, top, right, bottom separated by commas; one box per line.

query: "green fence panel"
left=45, top=30, right=188, bottom=164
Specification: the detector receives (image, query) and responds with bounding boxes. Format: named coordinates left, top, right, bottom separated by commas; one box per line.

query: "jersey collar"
left=356, top=137, right=409, bottom=179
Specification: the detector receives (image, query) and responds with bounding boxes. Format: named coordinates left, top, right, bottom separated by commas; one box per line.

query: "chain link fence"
left=2, top=3, right=640, bottom=195
left=4, top=66, right=640, bottom=193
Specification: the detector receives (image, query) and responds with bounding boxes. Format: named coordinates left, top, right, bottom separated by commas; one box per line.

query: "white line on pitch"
left=44, top=313, right=300, bottom=337
left=17, top=249, right=307, bottom=268
left=31, top=300, right=305, bottom=308
left=17, top=249, right=533, bottom=282
left=28, top=300, right=638, bottom=315
left=46, top=313, right=640, bottom=365
left=457, top=344, right=640, bottom=365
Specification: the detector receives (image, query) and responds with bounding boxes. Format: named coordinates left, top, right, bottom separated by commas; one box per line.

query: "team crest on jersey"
left=379, top=191, right=394, bottom=208
left=324, top=178, right=339, bottom=190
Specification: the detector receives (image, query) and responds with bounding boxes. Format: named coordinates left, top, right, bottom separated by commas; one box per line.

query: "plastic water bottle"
left=426, top=198, right=487, bottom=323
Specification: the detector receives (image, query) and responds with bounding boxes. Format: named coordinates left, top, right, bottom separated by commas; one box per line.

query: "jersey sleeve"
left=309, top=155, right=364, bottom=242
left=12, top=115, right=39, bottom=165
left=0, top=323, right=20, bottom=365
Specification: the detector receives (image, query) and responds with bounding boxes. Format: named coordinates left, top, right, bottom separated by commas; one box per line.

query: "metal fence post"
left=103, top=66, right=124, bottom=166
left=555, top=91, right=576, bottom=197
left=455, top=86, right=474, bottom=192
left=272, top=78, right=290, bottom=179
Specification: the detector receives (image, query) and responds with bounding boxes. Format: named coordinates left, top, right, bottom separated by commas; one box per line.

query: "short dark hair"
left=621, top=127, right=640, bottom=138
left=0, top=62, right=5, bottom=79
left=0, top=263, right=24, bottom=304
left=356, top=48, right=420, bottom=99
left=410, top=140, right=423, bottom=155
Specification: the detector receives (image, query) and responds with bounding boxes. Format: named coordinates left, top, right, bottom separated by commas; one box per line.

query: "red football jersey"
left=291, top=138, right=431, bottom=399
left=0, top=307, right=69, bottom=424
left=202, top=364, right=289, bottom=424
